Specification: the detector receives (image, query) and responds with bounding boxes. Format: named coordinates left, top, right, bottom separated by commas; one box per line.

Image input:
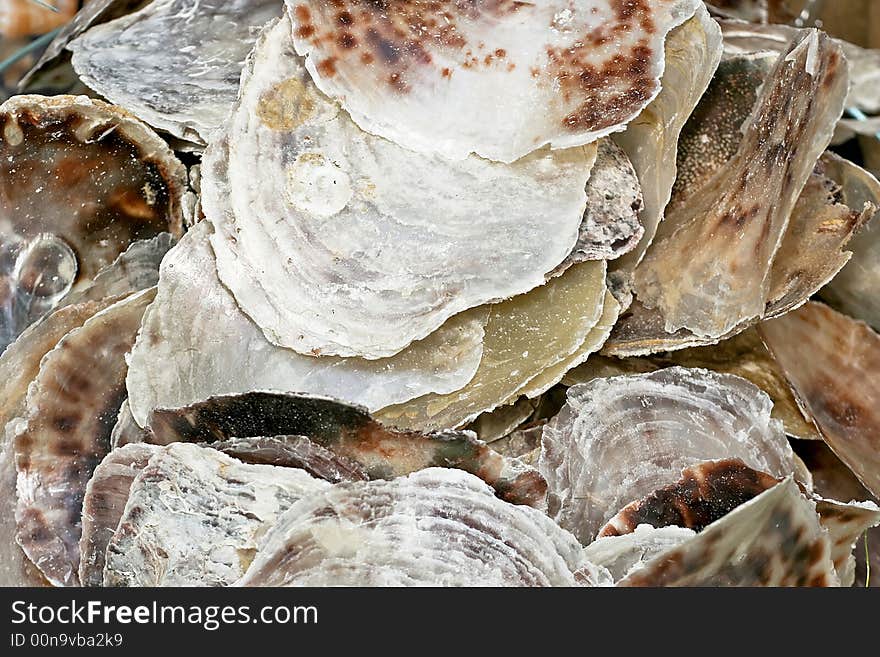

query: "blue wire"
left=846, top=107, right=880, bottom=142
left=0, top=27, right=63, bottom=77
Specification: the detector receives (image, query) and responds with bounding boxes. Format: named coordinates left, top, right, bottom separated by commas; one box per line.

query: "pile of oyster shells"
left=2, top=0, right=880, bottom=587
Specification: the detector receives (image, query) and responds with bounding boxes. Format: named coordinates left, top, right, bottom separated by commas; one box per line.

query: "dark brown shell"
left=599, top=458, right=782, bottom=537
left=146, top=391, right=546, bottom=507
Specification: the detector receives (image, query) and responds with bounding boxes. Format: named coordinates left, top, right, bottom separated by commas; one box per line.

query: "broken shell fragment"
left=634, top=30, right=848, bottom=339
left=284, top=0, right=703, bottom=163
left=540, top=367, right=796, bottom=543
left=103, top=443, right=329, bottom=587
left=759, top=302, right=880, bottom=499
left=598, top=459, right=782, bottom=537
left=13, top=289, right=154, bottom=586
left=204, top=17, right=596, bottom=359
left=77, top=443, right=159, bottom=587
left=0, top=94, right=185, bottom=352
left=581, top=525, right=697, bottom=583
left=145, top=391, right=546, bottom=508
left=69, top=0, right=282, bottom=143
left=238, top=468, right=585, bottom=587
left=125, top=222, right=487, bottom=426
left=619, top=479, right=839, bottom=587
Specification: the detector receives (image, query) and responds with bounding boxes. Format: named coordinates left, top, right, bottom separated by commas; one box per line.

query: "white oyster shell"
left=238, top=468, right=586, bottom=587
left=285, top=0, right=703, bottom=162
left=539, top=367, right=796, bottom=543
left=203, top=16, right=596, bottom=359
left=125, top=221, right=487, bottom=428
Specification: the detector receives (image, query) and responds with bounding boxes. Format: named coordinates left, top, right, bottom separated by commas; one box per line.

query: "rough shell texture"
left=552, top=139, right=643, bottom=268
left=125, top=222, right=486, bottom=426
left=0, top=297, right=120, bottom=586
left=581, top=525, right=696, bottom=583
left=13, top=289, right=154, bottom=586
left=759, top=302, right=880, bottom=499
left=285, top=0, right=702, bottom=163
left=238, top=468, right=586, bottom=587
left=0, top=94, right=185, bottom=352
left=103, top=443, right=329, bottom=586
left=77, top=443, right=159, bottom=587
left=570, top=328, right=821, bottom=441
left=203, top=17, right=596, bottom=359
left=69, top=0, right=282, bottom=143
left=633, top=31, right=848, bottom=338
left=540, top=367, right=796, bottom=543
left=599, top=459, right=782, bottom=537
left=619, top=479, right=839, bottom=587
left=146, top=391, right=546, bottom=508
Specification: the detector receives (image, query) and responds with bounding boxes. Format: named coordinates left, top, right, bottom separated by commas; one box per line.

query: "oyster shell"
left=540, top=367, right=796, bottom=543
left=238, top=468, right=585, bottom=587
left=633, top=30, right=848, bottom=339
left=110, top=400, right=149, bottom=449
left=618, top=479, right=839, bottom=587
left=0, top=94, right=185, bottom=352
left=795, top=440, right=880, bottom=586
left=568, top=328, right=821, bottom=440
left=209, top=437, right=368, bottom=484
left=598, top=459, right=782, bottom=537
left=19, top=0, right=151, bottom=89
left=284, top=0, right=702, bottom=163
left=103, top=442, right=329, bottom=587
left=13, top=288, right=154, bottom=586
left=610, top=6, right=722, bottom=285
left=376, top=263, right=609, bottom=431
left=145, top=391, right=546, bottom=508
left=581, top=525, right=697, bottom=583
left=125, top=221, right=487, bottom=426
left=813, top=497, right=880, bottom=587
left=77, top=443, right=159, bottom=587
left=0, top=296, right=122, bottom=586
left=63, top=233, right=175, bottom=307
left=204, top=17, right=596, bottom=359
left=759, top=302, right=880, bottom=499
left=818, top=156, right=880, bottom=329
left=552, top=139, right=644, bottom=268
left=69, top=0, right=282, bottom=144
left=670, top=52, right=776, bottom=210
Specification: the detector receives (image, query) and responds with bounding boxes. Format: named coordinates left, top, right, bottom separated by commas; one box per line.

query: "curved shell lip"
left=0, top=93, right=187, bottom=208
left=284, top=0, right=703, bottom=164
left=203, top=16, right=595, bottom=360
left=1, top=94, right=188, bottom=240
